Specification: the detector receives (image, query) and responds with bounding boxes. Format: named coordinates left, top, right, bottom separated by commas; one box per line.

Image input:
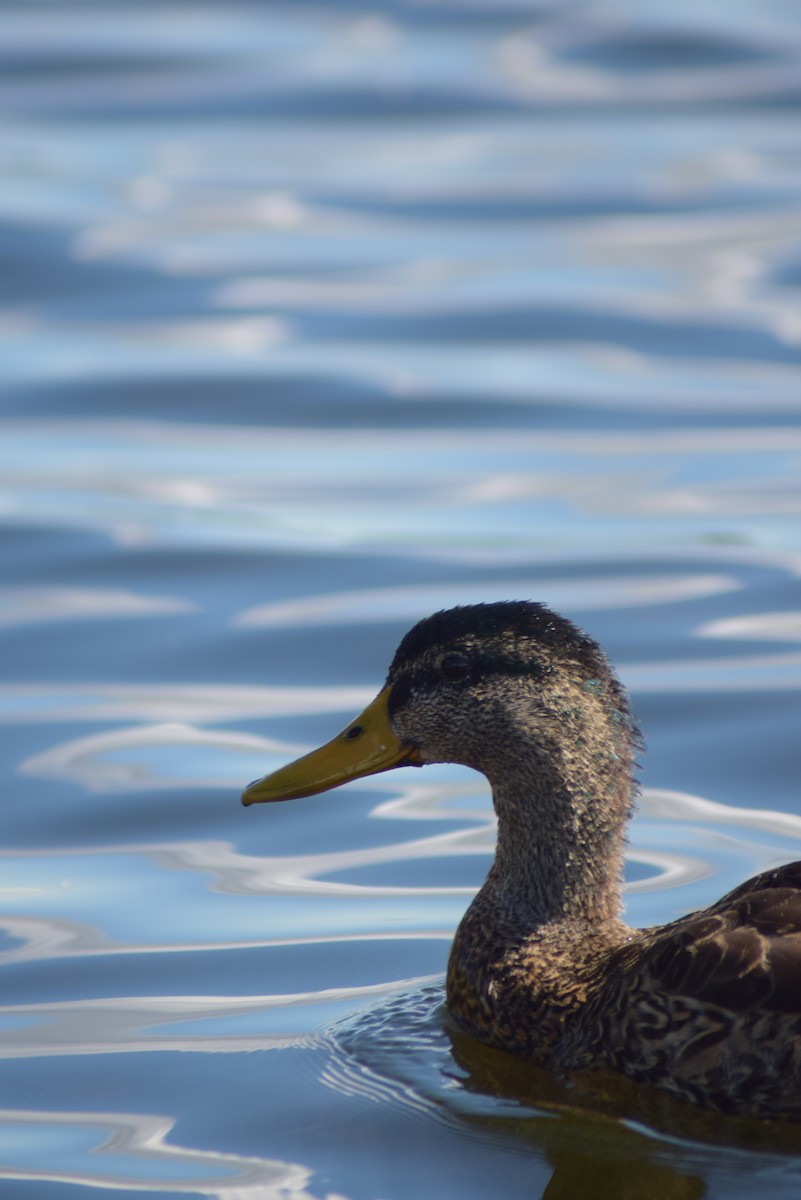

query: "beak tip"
left=241, top=781, right=261, bottom=806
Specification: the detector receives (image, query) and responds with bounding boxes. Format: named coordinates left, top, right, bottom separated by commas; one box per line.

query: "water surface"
left=2, top=1, right=801, bottom=1197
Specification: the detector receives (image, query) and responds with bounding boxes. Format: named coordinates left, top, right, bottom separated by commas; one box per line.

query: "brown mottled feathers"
left=642, top=867, right=801, bottom=1015
left=584, top=869, right=801, bottom=1114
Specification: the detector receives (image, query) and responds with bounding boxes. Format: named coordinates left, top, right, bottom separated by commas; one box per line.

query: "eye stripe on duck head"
left=387, top=647, right=548, bottom=717
left=384, top=600, right=633, bottom=726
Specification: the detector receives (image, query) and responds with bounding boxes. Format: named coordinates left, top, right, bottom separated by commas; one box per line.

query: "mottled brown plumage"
left=244, top=601, right=801, bottom=1117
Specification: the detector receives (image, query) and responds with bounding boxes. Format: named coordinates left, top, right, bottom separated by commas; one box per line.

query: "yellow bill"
left=242, top=686, right=421, bottom=805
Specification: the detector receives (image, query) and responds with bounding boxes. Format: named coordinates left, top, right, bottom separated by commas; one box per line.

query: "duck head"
left=242, top=600, right=637, bottom=811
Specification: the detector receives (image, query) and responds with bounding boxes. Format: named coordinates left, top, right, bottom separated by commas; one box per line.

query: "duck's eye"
left=439, top=651, right=471, bottom=682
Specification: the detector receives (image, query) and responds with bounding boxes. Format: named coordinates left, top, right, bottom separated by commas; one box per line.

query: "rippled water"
left=2, top=1, right=801, bottom=1196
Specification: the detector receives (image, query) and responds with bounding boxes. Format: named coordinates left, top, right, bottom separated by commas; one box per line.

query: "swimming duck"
left=243, top=601, right=801, bottom=1118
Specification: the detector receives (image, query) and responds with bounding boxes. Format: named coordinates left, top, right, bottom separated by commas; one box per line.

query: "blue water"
left=2, top=1, right=801, bottom=1196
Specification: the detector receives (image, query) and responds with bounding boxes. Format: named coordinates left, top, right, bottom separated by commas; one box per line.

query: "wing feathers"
left=645, top=878, right=801, bottom=1015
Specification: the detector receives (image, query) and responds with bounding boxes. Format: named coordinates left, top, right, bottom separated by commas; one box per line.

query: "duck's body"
left=448, top=861, right=801, bottom=1115
left=243, top=601, right=801, bottom=1118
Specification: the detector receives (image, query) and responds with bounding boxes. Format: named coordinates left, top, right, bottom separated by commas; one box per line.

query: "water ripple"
left=2, top=0, right=801, bottom=1194
left=0, top=1107, right=321, bottom=1198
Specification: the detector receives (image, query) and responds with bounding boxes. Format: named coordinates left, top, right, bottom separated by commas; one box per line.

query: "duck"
left=242, top=600, right=801, bottom=1118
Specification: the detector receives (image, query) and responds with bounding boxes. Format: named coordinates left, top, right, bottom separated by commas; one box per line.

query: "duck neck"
left=483, top=744, right=631, bottom=931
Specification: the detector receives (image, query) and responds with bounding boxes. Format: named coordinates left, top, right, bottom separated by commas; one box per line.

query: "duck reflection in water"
left=244, top=602, right=801, bottom=1120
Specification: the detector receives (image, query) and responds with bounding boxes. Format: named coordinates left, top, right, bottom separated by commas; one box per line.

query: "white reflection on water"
left=0, top=975, right=441, bottom=1059
left=623, top=650, right=801, bottom=691
left=0, top=587, right=195, bottom=627
left=0, top=683, right=372, bottom=724
left=0, top=907, right=450, bottom=967
left=698, top=611, right=801, bottom=642
left=641, top=787, right=801, bottom=844
left=235, top=573, right=740, bottom=628
left=0, top=1107, right=322, bottom=1198
left=19, top=723, right=287, bottom=793
left=139, top=314, right=291, bottom=355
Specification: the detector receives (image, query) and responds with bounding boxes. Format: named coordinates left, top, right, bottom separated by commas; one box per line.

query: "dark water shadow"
left=450, top=1027, right=801, bottom=1199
